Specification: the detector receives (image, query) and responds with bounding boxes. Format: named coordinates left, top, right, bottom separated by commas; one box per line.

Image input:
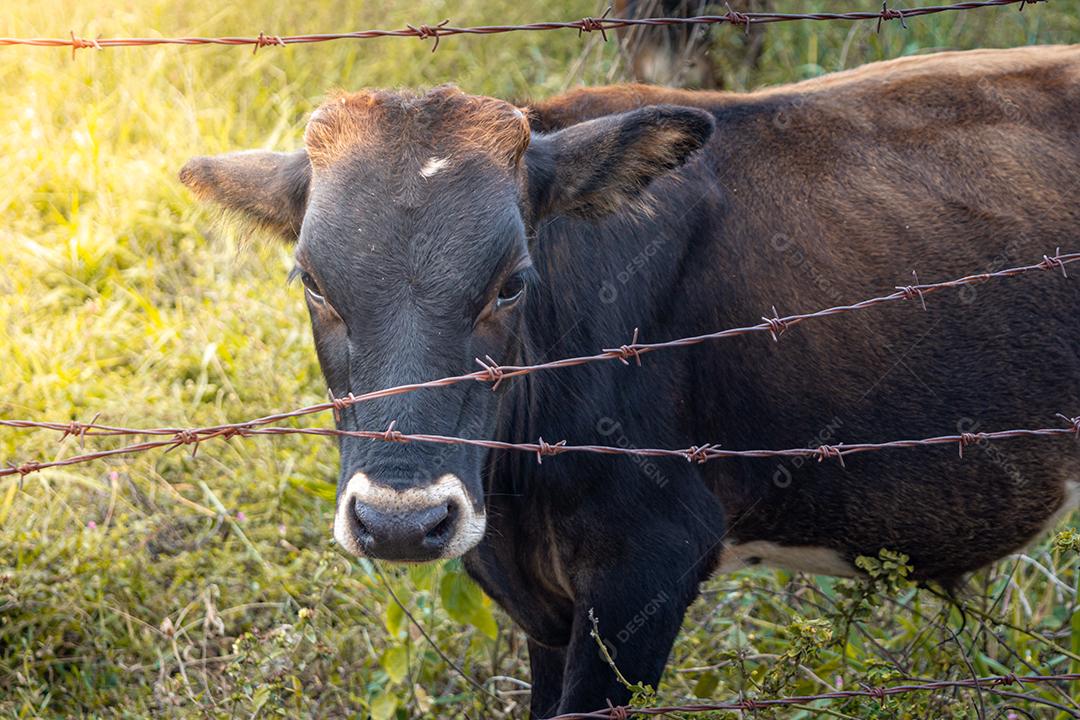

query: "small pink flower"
left=108, top=471, right=119, bottom=482
left=87, top=521, right=97, bottom=530
left=236, top=511, right=247, bottom=522
left=835, top=677, right=843, bottom=690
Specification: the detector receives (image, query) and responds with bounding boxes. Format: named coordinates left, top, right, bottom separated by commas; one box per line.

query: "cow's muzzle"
left=333, top=472, right=486, bottom=562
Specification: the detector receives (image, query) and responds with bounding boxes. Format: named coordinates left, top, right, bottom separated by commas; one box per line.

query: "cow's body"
left=472, top=45, right=1080, bottom=715
left=182, top=45, right=1080, bottom=717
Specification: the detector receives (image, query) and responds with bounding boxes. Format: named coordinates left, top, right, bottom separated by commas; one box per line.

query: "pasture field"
left=1, top=1, right=1079, bottom=717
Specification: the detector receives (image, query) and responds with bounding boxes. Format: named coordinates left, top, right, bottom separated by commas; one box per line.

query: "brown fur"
left=530, top=45, right=1080, bottom=129
left=305, top=85, right=531, bottom=169
left=179, top=149, right=309, bottom=238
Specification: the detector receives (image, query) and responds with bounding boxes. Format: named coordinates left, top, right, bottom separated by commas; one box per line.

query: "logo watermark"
left=596, top=417, right=670, bottom=488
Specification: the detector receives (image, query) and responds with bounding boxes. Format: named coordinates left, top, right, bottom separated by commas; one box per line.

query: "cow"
left=180, top=45, right=1080, bottom=716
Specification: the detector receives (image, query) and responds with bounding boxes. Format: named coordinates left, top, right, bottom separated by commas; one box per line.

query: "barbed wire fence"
left=0, top=0, right=1049, bottom=56
left=2, top=1, right=1077, bottom=716
left=2, top=250, right=1077, bottom=479
left=548, top=673, right=1080, bottom=719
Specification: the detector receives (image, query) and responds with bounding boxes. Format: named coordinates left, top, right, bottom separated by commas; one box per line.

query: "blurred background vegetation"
left=1, top=1, right=1078, bottom=717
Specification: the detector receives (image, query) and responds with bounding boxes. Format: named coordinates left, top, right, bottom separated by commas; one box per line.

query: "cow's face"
left=180, top=86, right=712, bottom=562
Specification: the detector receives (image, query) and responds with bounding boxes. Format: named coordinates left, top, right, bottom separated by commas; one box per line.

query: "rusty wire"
left=0, top=0, right=1047, bottom=55
left=3, top=415, right=1079, bottom=480
left=3, top=250, right=1075, bottom=445
left=546, top=672, right=1080, bottom=719
left=1, top=250, right=1077, bottom=480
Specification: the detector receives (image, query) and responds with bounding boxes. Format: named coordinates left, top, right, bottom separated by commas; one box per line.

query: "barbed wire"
left=0, top=250, right=1071, bottom=459
left=3, top=414, right=1079, bottom=479
left=1, top=249, right=1076, bottom=478
left=547, top=672, right=1080, bottom=719
left=0, top=0, right=1048, bottom=56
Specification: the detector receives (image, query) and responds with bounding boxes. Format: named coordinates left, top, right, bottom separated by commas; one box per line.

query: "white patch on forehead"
left=419, top=156, right=450, bottom=178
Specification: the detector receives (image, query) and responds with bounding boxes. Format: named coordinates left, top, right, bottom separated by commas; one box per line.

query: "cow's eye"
left=496, top=272, right=526, bottom=309
left=300, top=270, right=325, bottom=304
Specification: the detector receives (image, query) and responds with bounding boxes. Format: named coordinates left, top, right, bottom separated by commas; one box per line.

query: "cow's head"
left=180, top=86, right=713, bottom=562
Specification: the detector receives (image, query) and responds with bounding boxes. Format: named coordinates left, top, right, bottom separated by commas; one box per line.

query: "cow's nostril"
left=424, top=501, right=457, bottom=543
left=350, top=497, right=373, bottom=541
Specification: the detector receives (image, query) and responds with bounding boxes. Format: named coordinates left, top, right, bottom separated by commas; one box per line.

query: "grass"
left=0, top=0, right=1078, bottom=717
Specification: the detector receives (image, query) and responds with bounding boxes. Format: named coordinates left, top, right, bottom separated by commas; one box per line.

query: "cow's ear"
left=525, top=105, right=714, bottom=220
left=179, top=150, right=311, bottom=241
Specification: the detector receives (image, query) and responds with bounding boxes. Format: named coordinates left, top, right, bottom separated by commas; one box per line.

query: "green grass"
left=1, top=1, right=1078, bottom=717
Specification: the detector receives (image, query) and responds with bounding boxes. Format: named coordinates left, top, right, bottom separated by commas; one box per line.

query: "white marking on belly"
left=419, top=156, right=449, bottom=178
left=1038, top=478, right=1080, bottom=536
left=718, top=540, right=857, bottom=577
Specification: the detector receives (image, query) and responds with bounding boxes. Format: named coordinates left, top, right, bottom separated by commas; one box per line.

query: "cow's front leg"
left=552, top=511, right=721, bottom=716
left=546, top=465, right=726, bottom=716
left=527, top=640, right=566, bottom=718
left=554, top=559, right=713, bottom=714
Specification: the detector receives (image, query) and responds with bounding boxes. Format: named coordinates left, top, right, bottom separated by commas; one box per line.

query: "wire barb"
left=406, top=19, right=449, bottom=52
left=534, top=436, right=567, bottom=464
left=761, top=306, right=789, bottom=342
left=895, top=270, right=928, bottom=310
left=724, top=2, right=753, bottom=34
left=1039, top=247, right=1068, bottom=277
left=996, top=672, right=1023, bottom=687
left=59, top=412, right=100, bottom=448
left=958, top=432, right=984, bottom=457
left=11, top=461, right=43, bottom=477
left=685, top=444, right=720, bottom=464
left=380, top=420, right=406, bottom=443
left=737, top=697, right=763, bottom=711
left=1057, top=413, right=1080, bottom=439
left=170, top=429, right=201, bottom=457
left=475, top=355, right=507, bottom=390
left=252, top=31, right=285, bottom=54
left=578, top=6, right=612, bottom=41
left=327, top=389, right=354, bottom=423
left=877, top=1, right=909, bottom=33
left=68, top=31, right=101, bottom=59
left=605, top=700, right=629, bottom=720
left=604, top=327, right=643, bottom=366
left=860, top=683, right=888, bottom=703
left=816, top=443, right=846, bottom=467
left=60, top=421, right=85, bottom=442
